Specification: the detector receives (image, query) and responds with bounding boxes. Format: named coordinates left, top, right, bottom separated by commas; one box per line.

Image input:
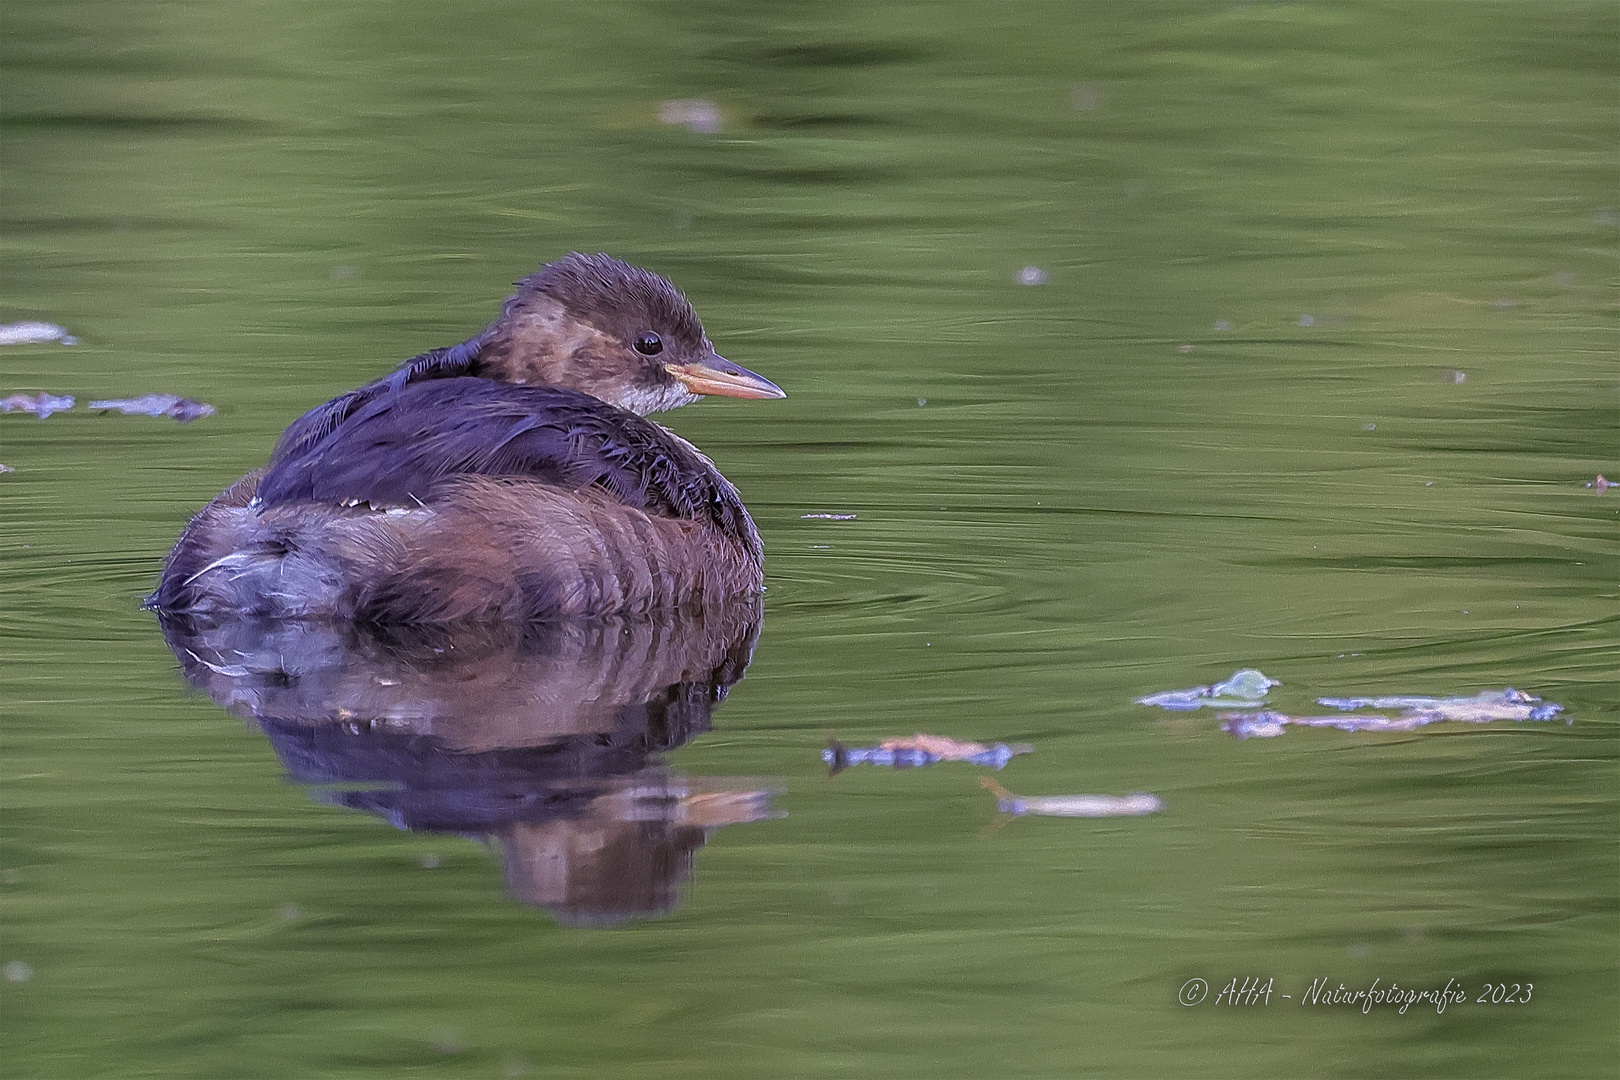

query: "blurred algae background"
left=2, top=2, right=1616, bottom=1077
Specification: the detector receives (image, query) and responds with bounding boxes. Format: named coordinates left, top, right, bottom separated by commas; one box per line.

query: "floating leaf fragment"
left=981, top=777, right=1161, bottom=818
left=1, top=392, right=75, bottom=419
left=0, top=322, right=76, bottom=346
left=1222, top=688, right=1564, bottom=739
left=89, top=393, right=215, bottom=423
left=801, top=512, right=857, bottom=520
left=658, top=99, right=724, bottom=134
left=1136, top=668, right=1279, bottom=710
left=1315, top=688, right=1561, bottom=720
left=824, top=733, right=1031, bottom=774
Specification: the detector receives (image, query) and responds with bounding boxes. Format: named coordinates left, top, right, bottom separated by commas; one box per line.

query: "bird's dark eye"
left=633, top=332, right=663, bottom=356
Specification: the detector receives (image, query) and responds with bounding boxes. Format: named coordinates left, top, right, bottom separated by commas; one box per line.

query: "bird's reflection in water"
left=159, top=600, right=775, bottom=925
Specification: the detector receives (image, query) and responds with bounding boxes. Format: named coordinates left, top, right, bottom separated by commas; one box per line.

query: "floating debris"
left=658, top=99, right=723, bottom=134
left=1214, top=320, right=1233, bottom=332
left=89, top=393, right=215, bottom=423
left=1224, top=711, right=1398, bottom=739
left=1222, top=688, right=1564, bottom=740
left=1070, top=84, right=1103, bottom=111
left=801, top=512, right=857, bottom=520
left=0, top=464, right=13, bottom=474
left=0, top=322, right=76, bottom=346
left=1317, top=688, right=1563, bottom=721
left=1585, top=474, right=1612, bottom=493
left=824, top=733, right=1032, bottom=774
left=1, top=392, right=75, bottom=419
left=981, top=777, right=1161, bottom=818
left=1136, top=668, right=1279, bottom=711
left=1017, top=266, right=1048, bottom=286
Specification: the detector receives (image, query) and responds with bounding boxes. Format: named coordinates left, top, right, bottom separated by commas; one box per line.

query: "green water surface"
left=2, top=3, right=1616, bottom=1077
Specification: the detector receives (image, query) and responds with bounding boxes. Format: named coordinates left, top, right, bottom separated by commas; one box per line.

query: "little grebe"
left=149, top=254, right=784, bottom=623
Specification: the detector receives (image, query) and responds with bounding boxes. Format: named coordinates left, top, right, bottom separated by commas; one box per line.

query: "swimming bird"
left=149, top=253, right=784, bottom=624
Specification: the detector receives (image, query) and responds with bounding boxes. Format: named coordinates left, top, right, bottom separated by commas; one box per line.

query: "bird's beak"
left=666, top=354, right=786, bottom=400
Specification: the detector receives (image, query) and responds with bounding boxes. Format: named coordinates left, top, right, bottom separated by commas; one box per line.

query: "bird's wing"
left=255, top=378, right=751, bottom=539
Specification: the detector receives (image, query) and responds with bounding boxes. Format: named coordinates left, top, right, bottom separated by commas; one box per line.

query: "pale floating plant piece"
left=1136, top=668, right=1280, bottom=711
left=1222, top=711, right=1421, bottom=739
left=801, top=512, right=857, bottom=520
left=0, top=322, right=76, bottom=346
left=1, top=392, right=75, bottom=419
left=881, top=733, right=1012, bottom=759
left=1219, top=713, right=1289, bottom=739
left=0, top=463, right=13, bottom=474
left=981, top=777, right=1161, bottom=818
left=1222, top=688, right=1564, bottom=740
left=90, top=393, right=215, bottom=423
left=1315, top=688, right=1561, bottom=719
left=1070, top=84, right=1103, bottom=111
left=1586, top=474, right=1612, bottom=493
left=658, top=99, right=723, bottom=134
left=823, top=733, right=1032, bottom=774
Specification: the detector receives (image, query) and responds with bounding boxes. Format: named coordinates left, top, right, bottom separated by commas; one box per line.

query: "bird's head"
left=478, top=252, right=784, bottom=415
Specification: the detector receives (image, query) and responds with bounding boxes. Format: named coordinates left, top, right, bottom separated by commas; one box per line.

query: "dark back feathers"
left=256, top=378, right=751, bottom=540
